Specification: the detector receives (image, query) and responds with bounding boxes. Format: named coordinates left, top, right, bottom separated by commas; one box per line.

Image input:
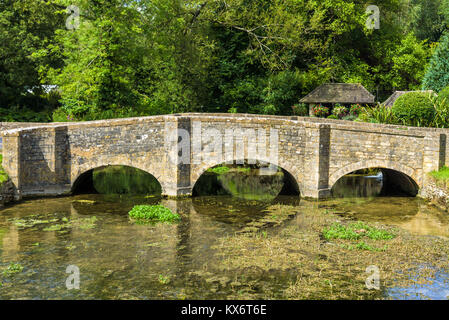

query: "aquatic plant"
left=158, top=274, right=171, bottom=285
left=322, top=221, right=395, bottom=241
left=2, top=263, right=23, bottom=277
left=128, top=205, right=180, bottom=222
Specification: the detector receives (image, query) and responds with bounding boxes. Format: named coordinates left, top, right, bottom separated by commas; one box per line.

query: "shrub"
left=128, top=205, right=180, bottom=222
left=357, top=104, right=398, bottom=124
left=422, top=33, right=449, bottom=92
left=327, top=115, right=338, bottom=119
left=311, top=104, right=329, bottom=118
left=392, top=92, right=435, bottom=126
left=332, top=104, right=348, bottom=119
left=438, top=86, right=449, bottom=104
left=431, top=91, right=449, bottom=128
left=349, top=104, right=364, bottom=116
left=292, top=103, right=309, bottom=116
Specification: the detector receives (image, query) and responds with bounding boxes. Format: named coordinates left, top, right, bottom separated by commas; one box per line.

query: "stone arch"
left=191, top=159, right=302, bottom=196
left=328, top=160, right=420, bottom=196
left=71, top=162, right=165, bottom=195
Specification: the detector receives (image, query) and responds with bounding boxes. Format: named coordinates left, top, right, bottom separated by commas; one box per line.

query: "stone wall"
left=1, top=113, right=448, bottom=199
left=0, top=179, right=16, bottom=207
left=420, top=177, right=449, bottom=211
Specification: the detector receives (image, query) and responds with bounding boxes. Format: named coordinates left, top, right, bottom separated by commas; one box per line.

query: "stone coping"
left=1, top=113, right=448, bottom=138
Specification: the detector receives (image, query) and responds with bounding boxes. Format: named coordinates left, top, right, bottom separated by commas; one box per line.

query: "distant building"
left=382, top=90, right=435, bottom=108
left=300, top=83, right=375, bottom=116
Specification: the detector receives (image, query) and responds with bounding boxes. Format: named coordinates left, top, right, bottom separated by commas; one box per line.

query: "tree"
left=0, top=0, right=64, bottom=111
left=422, top=33, right=449, bottom=92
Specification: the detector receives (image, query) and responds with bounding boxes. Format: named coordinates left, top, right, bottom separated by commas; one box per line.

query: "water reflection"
left=0, top=194, right=301, bottom=299
left=387, top=265, right=449, bottom=300
left=332, top=173, right=383, bottom=198
left=1, top=172, right=449, bottom=299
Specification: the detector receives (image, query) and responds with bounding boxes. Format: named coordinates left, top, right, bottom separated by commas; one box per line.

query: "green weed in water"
left=158, top=274, right=171, bottom=285
left=128, top=205, right=180, bottom=222
left=2, top=263, right=23, bottom=277
left=322, top=221, right=395, bottom=241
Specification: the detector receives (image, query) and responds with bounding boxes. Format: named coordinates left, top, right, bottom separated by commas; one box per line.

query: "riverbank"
left=421, top=170, right=449, bottom=211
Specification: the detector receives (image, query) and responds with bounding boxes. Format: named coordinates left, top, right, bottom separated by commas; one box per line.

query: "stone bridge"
left=1, top=113, right=447, bottom=200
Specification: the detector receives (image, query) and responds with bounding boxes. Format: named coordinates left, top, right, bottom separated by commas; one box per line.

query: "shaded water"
left=1, top=172, right=449, bottom=299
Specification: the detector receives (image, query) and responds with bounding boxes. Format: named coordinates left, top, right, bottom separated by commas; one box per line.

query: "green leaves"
left=422, top=32, right=449, bottom=92
left=128, top=205, right=181, bottom=223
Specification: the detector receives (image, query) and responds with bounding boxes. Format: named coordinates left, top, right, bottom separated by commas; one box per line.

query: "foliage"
left=438, top=86, right=449, bottom=103
left=0, top=0, right=440, bottom=120
left=93, top=166, right=161, bottom=195
left=311, top=105, right=329, bottom=118
left=406, top=0, right=449, bottom=43
left=0, top=0, right=64, bottom=115
left=349, top=104, right=364, bottom=116
left=357, top=104, right=398, bottom=124
left=431, top=92, right=449, bottom=128
left=429, top=166, right=449, bottom=181
left=322, top=222, right=396, bottom=241
left=331, top=104, right=349, bottom=119
left=2, top=263, right=23, bottom=277
left=292, top=103, right=309, bottom=116
left=0, top=154, right=9, bottom=185
left=422, top=33, right=449, bottom=92
left=207, top=166, right=231, bottom=175
left=392, top=92, right=435, bottom=126
left=128, top=205, right=180, bottom=222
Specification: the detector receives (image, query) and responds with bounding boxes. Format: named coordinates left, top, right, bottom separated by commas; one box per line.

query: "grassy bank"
left=429, top=166, right=449, bottom=181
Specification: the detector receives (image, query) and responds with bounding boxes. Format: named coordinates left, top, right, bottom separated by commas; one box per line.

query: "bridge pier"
left=301, top=123, right=332, bottom=199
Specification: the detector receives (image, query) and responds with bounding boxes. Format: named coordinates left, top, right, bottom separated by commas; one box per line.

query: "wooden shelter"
left=300, top=83, right=375, bottom=116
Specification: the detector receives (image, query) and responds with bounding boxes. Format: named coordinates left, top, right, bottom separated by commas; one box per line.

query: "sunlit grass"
left=429, top=166, right=449, bottom=181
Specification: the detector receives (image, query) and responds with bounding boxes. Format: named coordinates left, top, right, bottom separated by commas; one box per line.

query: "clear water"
left=0, top=174, right=448, bottom=299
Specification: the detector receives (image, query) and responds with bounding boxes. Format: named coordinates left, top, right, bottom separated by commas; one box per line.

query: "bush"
left=357, top=104, right=398, bottom=124
left=311, top=105, right=329, bottom=118
left=438, top=86, right=449, bottom=104
left=332, top=104, right=348, bottom=119
left=422, top=33, right=449, bottom=92
left=128, top=205, right=180, bottom=222
left=327, top=115, right=338, bottom=119
left=349, top=104, right=364, bottom=116
left=292, top=103, right=309, bottom=116
left=391, top=92, right=435, bottom=126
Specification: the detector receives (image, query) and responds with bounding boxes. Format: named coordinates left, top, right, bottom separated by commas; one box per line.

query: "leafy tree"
left=422, top=33, right=449, bottom=92
left=0, top=0, right=64, bottom=117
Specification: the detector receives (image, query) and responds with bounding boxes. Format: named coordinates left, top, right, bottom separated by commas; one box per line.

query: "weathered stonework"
left=420, top=177, right=449, bottom=211
left=0, top=179, right=16, bottom=207
left=1, top=113, right=449, bottom=200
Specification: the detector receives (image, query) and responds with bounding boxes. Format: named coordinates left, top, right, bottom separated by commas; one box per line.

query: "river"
left=0, top=168, right=448, bottom=299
